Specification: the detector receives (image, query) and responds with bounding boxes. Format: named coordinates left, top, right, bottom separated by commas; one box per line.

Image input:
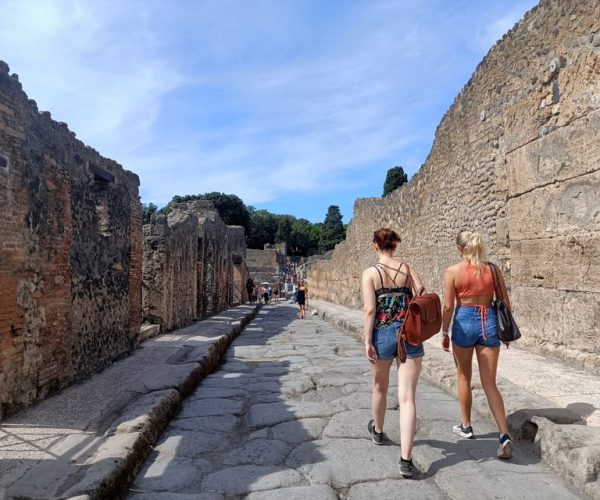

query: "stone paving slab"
left=0, top=303, right=260, bottom=500
left=312, top=298, right=600, bottom=499
left=129, top=303, right=584, bottom=500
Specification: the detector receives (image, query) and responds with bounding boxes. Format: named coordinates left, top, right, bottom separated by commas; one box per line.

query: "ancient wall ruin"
left=246, top=244, right=286, bottom=284
left=0, top=62, right=142, bottom=416
left=142, top=201, right=248, bottom=333
left=307, top=0, right=600, bottom=370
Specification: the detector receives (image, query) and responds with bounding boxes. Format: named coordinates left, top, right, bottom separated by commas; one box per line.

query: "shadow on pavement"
left=130, top=304, right=329, bottom=498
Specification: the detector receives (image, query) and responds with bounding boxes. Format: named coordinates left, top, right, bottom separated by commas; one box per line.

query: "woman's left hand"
left=441, top=334, right=450, bottom=352
left=365, top=343, right=378, bottom=364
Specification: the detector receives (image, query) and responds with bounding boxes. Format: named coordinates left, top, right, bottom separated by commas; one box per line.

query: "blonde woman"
left=441, top=230, right=513, bottom=459
left=362, top=228, right=425, bottom=478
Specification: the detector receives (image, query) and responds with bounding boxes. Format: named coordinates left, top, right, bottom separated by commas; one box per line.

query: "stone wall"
left=307, top=0, right=600, bottom=370
left=246, top=244, right=286, bottom=284
left=142, top=201, right=248, bottom=333
left=0, top=61, right=142, bottom=416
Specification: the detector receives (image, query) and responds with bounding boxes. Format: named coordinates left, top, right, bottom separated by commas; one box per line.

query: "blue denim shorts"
left=452, top=305, right=500, bottom=348
left=372, top=322, right=425, bottom=360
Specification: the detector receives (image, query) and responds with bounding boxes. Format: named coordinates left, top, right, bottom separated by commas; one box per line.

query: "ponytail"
left=456, top=230, right=486, bottom=273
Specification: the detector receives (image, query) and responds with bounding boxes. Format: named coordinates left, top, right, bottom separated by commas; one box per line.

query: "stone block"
left=508, top=170, right=600, bottom=240
left=507, top=110, right=600, bottom=196
left=511, top=286, right=600, bottom=354
left=511, top=234, right=600, bottom=292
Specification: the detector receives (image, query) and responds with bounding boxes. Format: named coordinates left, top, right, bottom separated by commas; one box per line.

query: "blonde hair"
left=456, top=230, right=486, bottom=273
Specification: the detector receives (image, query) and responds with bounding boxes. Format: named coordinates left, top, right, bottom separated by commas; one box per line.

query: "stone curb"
left=6, top=304, right=261, bottom=500
left=312, top=300, right=600, bottom=499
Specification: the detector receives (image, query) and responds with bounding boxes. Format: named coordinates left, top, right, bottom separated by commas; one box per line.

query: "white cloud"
left=0, top=0, right=537, bottom=220
left=0, top=0, right=183, bottom=157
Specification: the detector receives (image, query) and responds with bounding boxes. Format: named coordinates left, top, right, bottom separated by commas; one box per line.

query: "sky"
left=0, top=0, right=538, bottom=223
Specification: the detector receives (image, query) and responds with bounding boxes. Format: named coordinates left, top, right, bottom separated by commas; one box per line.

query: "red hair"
left=373, top=228, right=400, bottom=251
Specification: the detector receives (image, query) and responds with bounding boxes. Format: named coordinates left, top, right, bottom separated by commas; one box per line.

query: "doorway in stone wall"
left=232, top=255, right=244, bottom=305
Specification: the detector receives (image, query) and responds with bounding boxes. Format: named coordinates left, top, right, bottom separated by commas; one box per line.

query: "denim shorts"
left=452, top=305, right=500, bottom=348
left=372, top=322, right=425, bottom=360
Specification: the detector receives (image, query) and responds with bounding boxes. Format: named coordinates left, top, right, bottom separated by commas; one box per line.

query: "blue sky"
left=1, top=0, right=538, bottom=223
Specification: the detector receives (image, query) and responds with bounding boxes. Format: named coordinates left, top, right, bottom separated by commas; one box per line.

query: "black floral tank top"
left=373, top=264, right=412, bottom=330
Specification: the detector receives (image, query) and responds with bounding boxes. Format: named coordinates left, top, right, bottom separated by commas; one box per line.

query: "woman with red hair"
left=362, top=227, right=425, bottom=478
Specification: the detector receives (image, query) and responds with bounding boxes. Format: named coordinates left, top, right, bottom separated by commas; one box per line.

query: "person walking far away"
left=441, top=229, right=513, bottom=459
left=297, top=280, right=307, bottom=319
left=362, top=228, right=425, bottom=478
left=246, top=278, right=255, bottom=303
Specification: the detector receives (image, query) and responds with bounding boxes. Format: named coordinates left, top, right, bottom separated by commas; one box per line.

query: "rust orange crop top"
left=456, top=262, right=494, bottom=298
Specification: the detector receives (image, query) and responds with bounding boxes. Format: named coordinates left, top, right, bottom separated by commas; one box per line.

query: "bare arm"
left=362, top=270, right=376, bottom=344
left=362, top=269, right=378, bottom=364
left=496, top=268, right=511, bottom=310
left=442, top=267, right=456, bottom=333
left=407, top=265, right=425, bottom=295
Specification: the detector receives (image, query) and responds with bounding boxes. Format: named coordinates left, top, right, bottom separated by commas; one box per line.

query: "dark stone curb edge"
left=86, top=304, right=261, bottom=500
left=313, top=302, right=600, bottom=500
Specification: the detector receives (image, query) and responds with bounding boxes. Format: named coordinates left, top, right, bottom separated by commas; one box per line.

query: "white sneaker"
left=453, top=423, right=474, bottom=439
left=497, top=434, right=514, bottom=459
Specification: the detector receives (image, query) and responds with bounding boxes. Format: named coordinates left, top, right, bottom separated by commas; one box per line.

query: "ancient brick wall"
left=142, top=201, right=248, bottom=333
left=0, top=62, right=141, bottom=416
left=307, top=0, right=600, bottom=370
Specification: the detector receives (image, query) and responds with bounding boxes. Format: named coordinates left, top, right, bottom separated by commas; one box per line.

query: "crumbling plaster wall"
left=0, top=61, right=142, bottom=416
left=142, top=201, right=248, bottom=333
left=307, top=0, right=600, bottom=370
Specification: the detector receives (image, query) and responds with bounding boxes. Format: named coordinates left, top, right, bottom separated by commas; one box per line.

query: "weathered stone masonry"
left=308, top=0, right=600, bottom=370
left=142, top=200, right=248, bottom=333
left=0, top=62, right=142, bottom=416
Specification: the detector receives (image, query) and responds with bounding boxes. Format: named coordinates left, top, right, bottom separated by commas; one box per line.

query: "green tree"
left=275, top=216, right=293, bottom=244
left=288, top=218, right=318, bottom=256
left=162, top=192, right=252, bottom=235
left=142, top=202, right=158, bottom=224
left=247, top=208, right=279, bottom=249
left=197, top=192, right=251, bottom=233
left=319, top=205, right=346, bottom=251
left=383, top=166, right=408, bottom=197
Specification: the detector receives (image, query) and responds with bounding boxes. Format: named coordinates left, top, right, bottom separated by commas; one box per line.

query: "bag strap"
left=488, top=262, right=505, bottom=303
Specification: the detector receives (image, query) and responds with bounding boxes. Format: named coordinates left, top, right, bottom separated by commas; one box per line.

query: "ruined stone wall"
left=247, top=248, right=282, bottom=284
left=307, top=0, right=600, bottom=370
left=142, top=201, right=248, bottom=333
left=0, top=62, right=141, bottom=416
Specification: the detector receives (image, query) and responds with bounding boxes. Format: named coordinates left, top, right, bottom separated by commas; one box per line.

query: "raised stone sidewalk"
left=0, top=303, right=260, bottom=500
left=311, top=299, right=600, bottom=499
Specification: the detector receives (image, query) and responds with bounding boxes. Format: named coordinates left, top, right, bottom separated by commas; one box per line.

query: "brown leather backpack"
left=397, top=286, right=442, bottom=363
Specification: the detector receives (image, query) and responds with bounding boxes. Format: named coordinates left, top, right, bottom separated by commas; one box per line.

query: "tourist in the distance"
left=441, top=229, right=513, bottom=459
left=246, top=278, right=255, bottom=303
left=362, top=228, right=425, bottom=478
left=297, top=280, right=307, bottom=319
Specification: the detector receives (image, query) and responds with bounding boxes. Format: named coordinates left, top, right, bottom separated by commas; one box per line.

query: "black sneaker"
left=453, top=423, right=474, bottom=439
left=497, top=433, right=514, bottom=459
left=367, top=419, right=384, bottom=445
left=398, top=458, right=415, bottom=478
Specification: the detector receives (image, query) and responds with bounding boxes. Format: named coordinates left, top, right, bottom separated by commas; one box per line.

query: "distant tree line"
left=142, top=192, right=346, bottom=256
left=142, top=166, right=408, bottom=255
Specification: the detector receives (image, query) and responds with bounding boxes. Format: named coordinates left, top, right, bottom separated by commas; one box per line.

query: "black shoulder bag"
left=488, top=262, right=521, bottom=344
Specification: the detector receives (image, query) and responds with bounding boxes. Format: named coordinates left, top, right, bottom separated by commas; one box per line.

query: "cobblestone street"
left=129, top=304, right=582, bottom=499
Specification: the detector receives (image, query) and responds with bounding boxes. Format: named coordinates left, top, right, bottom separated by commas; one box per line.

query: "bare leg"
left=452, top=345, right=474, bottom=427
left=397, top=356, right=422, bottom=460
left=475, top=345, right=509, bottom=434
left=371, top=359, right=393, bottom=433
